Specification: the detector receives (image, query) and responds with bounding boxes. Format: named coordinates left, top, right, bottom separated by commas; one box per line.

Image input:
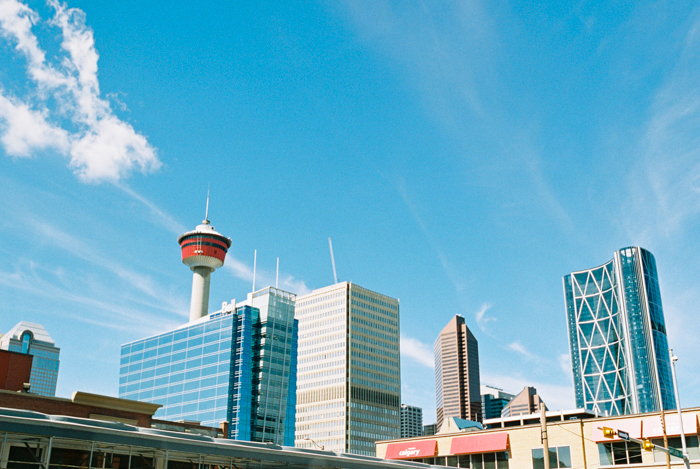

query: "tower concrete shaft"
left=190, top=266, right=213, bottom=322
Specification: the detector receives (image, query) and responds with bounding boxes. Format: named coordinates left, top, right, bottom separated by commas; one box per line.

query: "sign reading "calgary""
left=398, top=448, right=422, bottom=457
left=385, top=440, right=438, bottom=460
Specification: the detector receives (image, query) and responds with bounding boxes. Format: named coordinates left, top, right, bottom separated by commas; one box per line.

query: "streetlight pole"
left=669, top=348, right=690, bottom=469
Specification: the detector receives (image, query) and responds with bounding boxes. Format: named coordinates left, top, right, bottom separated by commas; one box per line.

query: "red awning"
left=385, top=440, right=437, bottom=460
left=450, top=433, right=509, bottom=455
left=643, top=414, right=698, bottom=438
left=591, top=419, right=642, bottom=442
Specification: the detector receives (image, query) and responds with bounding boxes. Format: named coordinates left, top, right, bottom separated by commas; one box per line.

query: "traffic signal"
left=602, top=427, right=616, bottom=438
left=642, top=439, right=654, bottom=451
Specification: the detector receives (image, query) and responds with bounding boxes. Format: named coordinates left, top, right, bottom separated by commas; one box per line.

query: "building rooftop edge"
left=377, top=406, right=700, bottom=445
left=71, top=391, right=162, bottom=415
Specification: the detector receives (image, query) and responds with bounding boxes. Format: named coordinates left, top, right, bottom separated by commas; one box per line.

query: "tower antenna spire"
left=204, top=186, right=210, bottom=224
left=329, top=237, right=338, bottom=284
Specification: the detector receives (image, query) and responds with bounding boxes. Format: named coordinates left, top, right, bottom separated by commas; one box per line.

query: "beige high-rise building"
left=434, top=315, right=481, bottom=430
left=294, top=281, right=400, bottom=455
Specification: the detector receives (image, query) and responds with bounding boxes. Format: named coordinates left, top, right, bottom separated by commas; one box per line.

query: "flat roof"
left=0, top=407, right=436, bottom=469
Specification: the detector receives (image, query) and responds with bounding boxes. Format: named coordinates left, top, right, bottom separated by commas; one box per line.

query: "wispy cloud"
left=338, top=2, right=574, bottom=234
left=24, top=218, right=187, bottom=316
left=401, top=334, right=435, bottom=368
left=475, top=302, right=495, bottom=332
left=335, top=0, right=497, bottom=133
left=116, top=183, right=188, bottom=235
left=558, top=353, right=572, bottom=381
left=507, top=340, right=533, bottom=358
left=395, top=176, right=468, bottom=295
left=622, top=12, right=700, bottom=244
left=0, top=259, right=181, bottom=335
left=0, top=0, right=159, bottom=182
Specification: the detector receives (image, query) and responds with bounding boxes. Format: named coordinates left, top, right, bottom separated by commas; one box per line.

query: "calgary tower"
left=178, top=196, right=231, bottom=322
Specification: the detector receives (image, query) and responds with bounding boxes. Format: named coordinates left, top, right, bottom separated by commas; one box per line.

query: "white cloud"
left=0, top=93, right=69, bottom=155
left=558, top=353, right=572, bottom=379
left=224, top=254, right=254, bottom=283
left=401, top=334, right=435, bottom=368
left=507, top=340, right=532, bottom=358
left=0, top=0, right=159, bottom=182
left=475, top=302, right=495, bottom=331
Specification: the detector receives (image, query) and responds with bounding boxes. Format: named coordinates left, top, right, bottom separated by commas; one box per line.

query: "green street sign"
left=668, top=447, right=684, bottom=459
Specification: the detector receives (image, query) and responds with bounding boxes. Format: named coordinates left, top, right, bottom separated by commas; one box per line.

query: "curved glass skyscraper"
left=563, top=247, right=675, bottom=416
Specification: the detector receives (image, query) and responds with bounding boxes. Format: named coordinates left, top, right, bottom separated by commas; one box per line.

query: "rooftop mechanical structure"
left=178, top=200, right=231, bottom=322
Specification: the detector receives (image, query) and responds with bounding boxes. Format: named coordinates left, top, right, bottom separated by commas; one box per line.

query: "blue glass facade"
left=564, top=247, right=676, bottom=416
left=120, top=287, right=297, bottom=445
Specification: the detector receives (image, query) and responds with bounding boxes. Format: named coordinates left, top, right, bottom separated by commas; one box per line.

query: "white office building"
left=294, top=282, right=400, bottom=455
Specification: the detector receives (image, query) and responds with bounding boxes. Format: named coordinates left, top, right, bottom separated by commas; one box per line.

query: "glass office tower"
left=120, top=287, right=297, bottom=445
left=563, top=247, right=675, bottom=416
left=0, top=322, right=60, bottom=396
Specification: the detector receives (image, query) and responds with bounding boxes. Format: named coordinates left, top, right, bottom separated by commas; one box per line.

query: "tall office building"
left=120, top=287, right=298, bottom=444
left=563, top=246, right=676, bottom=416
left=294, top=282, right=400, bottom=456
left=0, top=322, right=60, bottom=396
left=480, top=385, right=515, bottom=420
left=400, top=404, right=423, bottom=438
left=434, top=315, right=481, bottom=430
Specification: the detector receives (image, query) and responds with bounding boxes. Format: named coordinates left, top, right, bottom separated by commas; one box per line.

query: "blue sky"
left=2, top=0, right=700, bottom=424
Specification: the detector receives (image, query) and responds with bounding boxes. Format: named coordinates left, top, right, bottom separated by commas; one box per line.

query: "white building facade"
left=294, top=282, right=401, bottom=455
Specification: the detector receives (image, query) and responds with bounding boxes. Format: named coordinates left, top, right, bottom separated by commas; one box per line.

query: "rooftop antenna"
left=276, top=257, right=279, bottom=289
left=328, top=237, right=338, bottom=284
left=203, top=185, right=210, bottom=224
left=252, top=250, right=257, bottom=294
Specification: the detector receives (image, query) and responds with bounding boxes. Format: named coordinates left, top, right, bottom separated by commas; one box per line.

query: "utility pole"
left=579, top=419, right=588, bottom=469
left=660, top=410, right=671, bottom=469
left=670, top=349, right=690, bottom=469
left=540, top=403, right=549, bottom=469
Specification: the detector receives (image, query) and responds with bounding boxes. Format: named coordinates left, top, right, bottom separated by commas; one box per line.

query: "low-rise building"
left=0, top=349, right=33, bottom=392
left=377, top=407, right=700, bottom=468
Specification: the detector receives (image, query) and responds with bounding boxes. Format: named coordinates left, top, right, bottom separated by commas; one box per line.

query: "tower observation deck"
left=178, top=206, right=231, bottom=322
